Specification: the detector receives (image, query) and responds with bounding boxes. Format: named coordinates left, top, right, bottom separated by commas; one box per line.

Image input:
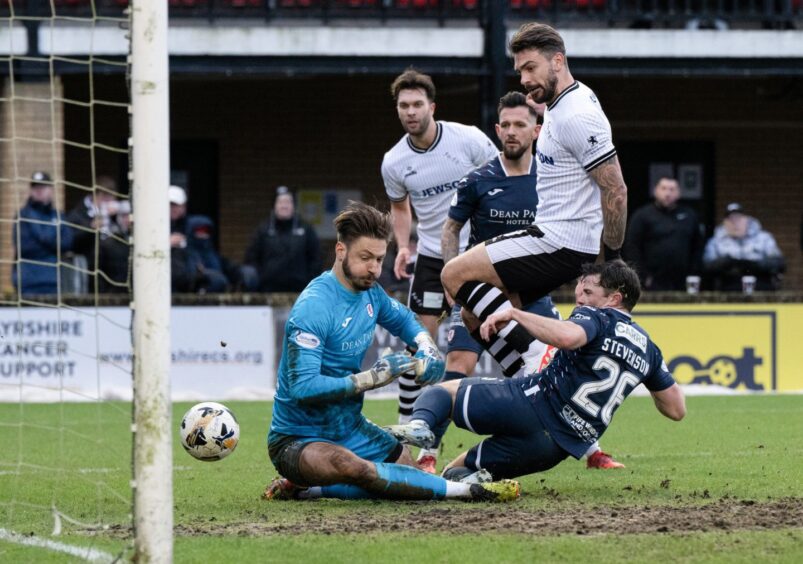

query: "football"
left=179, top=402, right=240, bottom=461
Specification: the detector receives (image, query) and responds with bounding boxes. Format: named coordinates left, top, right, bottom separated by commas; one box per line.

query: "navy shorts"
left=452, top=376, right=569, bottom=479
left=446, top=296, right=560, bottom=356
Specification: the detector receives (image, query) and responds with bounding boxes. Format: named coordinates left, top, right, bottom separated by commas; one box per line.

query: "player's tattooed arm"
left=441, top=217, right=465, bottom=265
left=590, top=155, right=628, bottom=251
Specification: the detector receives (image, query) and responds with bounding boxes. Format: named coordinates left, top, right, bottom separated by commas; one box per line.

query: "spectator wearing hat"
left=244, top=186, right=321, bottom=293
left=624, top=177, right=705, bottom=291
left=703, top=202, right=785, bottom=291
left=168, top=185, right=230, bottom=293
left=66, top=175, right=121, bottom=292
left=12, top=171, right=74, bottom=295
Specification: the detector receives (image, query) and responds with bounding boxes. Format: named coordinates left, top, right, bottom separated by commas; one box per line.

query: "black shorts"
left=484, top=225, right=597, bottom=305
left=408, top=254, right=450, bottom=317
left=453, top=376, right=569, bottom=479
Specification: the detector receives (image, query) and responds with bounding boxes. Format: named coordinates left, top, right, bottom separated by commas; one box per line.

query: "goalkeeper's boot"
left=384, top=419, right=435, bottom=449
left=586, top=450, right=625, bottom=470
left=468, top=479, right=521, bottom=502
left=262, top=477, right=305, bottom=500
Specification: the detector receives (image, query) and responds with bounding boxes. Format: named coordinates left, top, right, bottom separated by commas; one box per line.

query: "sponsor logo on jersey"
left=587, top=135, right=598, bottom=146
left=488, top=188, right=504, bottom=196
left=614, top=322, right=648, bottom=353
left=292, top=330, right=320, bottom=350
left=341, top=317, right=353, bottom=329
left=366, top=303, right=374, bottom=318
left=404, top=166, right=417, bottom=178
left=415, top=180, right=462, bottom=199
left=535, top=148, right=554, bottom=165
left=341, top=329, right=375, bottom=352
left=560, top=404, right=599, bottom=441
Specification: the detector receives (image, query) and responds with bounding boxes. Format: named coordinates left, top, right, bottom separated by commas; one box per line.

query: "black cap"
left=725, top=202, right=744, bottom=217
left=30, top=171, right=52, bottom=187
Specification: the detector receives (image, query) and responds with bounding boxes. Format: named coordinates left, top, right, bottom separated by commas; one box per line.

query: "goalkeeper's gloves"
left=412, top=332, right=446, bottom=386
left=350, top=351, right=417, bottom=394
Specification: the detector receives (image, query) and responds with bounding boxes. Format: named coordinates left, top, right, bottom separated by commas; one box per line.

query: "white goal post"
left=131, top=0, right=173, bottom=562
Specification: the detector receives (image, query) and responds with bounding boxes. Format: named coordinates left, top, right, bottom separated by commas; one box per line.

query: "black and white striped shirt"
left=534, top=81, right=616, bottom=254
left=382, top=121, right=497, bottom=259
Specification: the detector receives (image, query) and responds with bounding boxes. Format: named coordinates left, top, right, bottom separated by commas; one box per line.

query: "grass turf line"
left=0, top=395, right=800, bottom=562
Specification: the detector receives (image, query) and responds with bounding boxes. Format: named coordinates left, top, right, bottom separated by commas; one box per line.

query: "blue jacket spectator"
left=703, top=202, right=785, bottom=291
left=185, top=214, right=229, bottom=293
left=12, top=171, right=74, bottom=295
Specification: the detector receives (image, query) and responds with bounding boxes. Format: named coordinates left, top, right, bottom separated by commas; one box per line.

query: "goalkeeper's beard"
left=343, top=254, right=377, bottom=291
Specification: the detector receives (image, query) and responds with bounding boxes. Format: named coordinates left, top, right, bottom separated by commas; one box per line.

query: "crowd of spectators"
left=11, top=171, right=792, bottom=297
left=623, top=176, right=786, bottom=293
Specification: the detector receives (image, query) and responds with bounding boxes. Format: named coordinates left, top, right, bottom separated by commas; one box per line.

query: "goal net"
left=0, top=1, right=171, bottom=561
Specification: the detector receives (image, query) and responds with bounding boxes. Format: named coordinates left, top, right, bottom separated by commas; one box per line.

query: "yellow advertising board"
left=556, top=304, right=803, bottom=392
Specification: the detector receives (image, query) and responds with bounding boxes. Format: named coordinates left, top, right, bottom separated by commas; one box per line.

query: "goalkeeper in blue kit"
left=264, top=202, right=520, bottom=502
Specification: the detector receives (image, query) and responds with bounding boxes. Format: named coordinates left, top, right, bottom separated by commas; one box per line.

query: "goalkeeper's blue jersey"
left=529, top=306, right=676, bottom=459
left=270, top=270, right=424, bottom=440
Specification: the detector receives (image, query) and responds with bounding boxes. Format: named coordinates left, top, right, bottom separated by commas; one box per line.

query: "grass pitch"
left=1, top=395, right=802, bottom=562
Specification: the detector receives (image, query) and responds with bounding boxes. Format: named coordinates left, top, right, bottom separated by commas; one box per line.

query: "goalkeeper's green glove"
left=412, top=332, right=446, bottom=386
left=350, top=350, right=417, bottom=394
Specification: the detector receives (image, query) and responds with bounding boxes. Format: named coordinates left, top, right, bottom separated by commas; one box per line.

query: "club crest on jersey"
left=292, top=330, right=320, bottom=350
left=366, top=303, right=374, bottom=318
left=614, top=322, right=647, bottom=353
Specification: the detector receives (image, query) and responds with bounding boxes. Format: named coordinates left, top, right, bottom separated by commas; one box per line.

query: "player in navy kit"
left=264, top=202, right=519, bottom=501
left=389, top=261, right=685, bottom=481
left=428, top=92, right=622, bottom=470
left=440, top=23, right=628, bottom=380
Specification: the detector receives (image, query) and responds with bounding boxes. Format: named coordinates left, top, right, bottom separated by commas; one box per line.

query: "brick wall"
left=0, top=79, right=65, bottom=293
left=60, top=73, right=803, bottom=291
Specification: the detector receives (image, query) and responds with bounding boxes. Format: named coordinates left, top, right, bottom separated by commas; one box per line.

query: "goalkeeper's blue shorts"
left=268, top=416, right=402, bottom=486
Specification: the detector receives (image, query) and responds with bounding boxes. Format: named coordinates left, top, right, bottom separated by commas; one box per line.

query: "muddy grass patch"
left=164, top=497, right=803, bottom=538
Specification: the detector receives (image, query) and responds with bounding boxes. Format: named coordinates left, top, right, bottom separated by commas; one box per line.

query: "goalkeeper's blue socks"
left=307, top=462, right=471, bottom=500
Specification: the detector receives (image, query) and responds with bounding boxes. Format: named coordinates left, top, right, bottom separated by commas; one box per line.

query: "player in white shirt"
left=440, top=23, right=628, bottom=377
left=382, top=69, right=497, bottom=470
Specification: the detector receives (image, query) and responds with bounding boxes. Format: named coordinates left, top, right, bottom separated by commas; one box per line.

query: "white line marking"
left=0, top=528, right=115, bottom=563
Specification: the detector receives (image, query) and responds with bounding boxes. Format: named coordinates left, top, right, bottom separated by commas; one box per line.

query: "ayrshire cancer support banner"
left=0, top=306, right=275, bottom=402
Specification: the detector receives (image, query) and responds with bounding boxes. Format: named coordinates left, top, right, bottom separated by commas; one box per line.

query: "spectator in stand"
left=12, top=171, right=74, bottom=295
left=624, top=176, right=705, bottom=291
left=66, top=175, right=120, bottom=291
left=244, top=186, right=321, bottom=293
left=169, top=185, right=229, bottom=293
left=98, top=200, right=132, bottom=293
left=703, top=202, right=785, bottom=291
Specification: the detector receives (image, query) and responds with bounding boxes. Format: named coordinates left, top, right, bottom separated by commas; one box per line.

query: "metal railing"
left=1, top=0, right=800, bottom=28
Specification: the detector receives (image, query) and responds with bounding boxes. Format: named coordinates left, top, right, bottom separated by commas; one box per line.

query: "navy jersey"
left=529, top=306, right=675, bottom=458
left=448, top=155, right=538, bottom=248
left=270, top=270, right=424, bottom=440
